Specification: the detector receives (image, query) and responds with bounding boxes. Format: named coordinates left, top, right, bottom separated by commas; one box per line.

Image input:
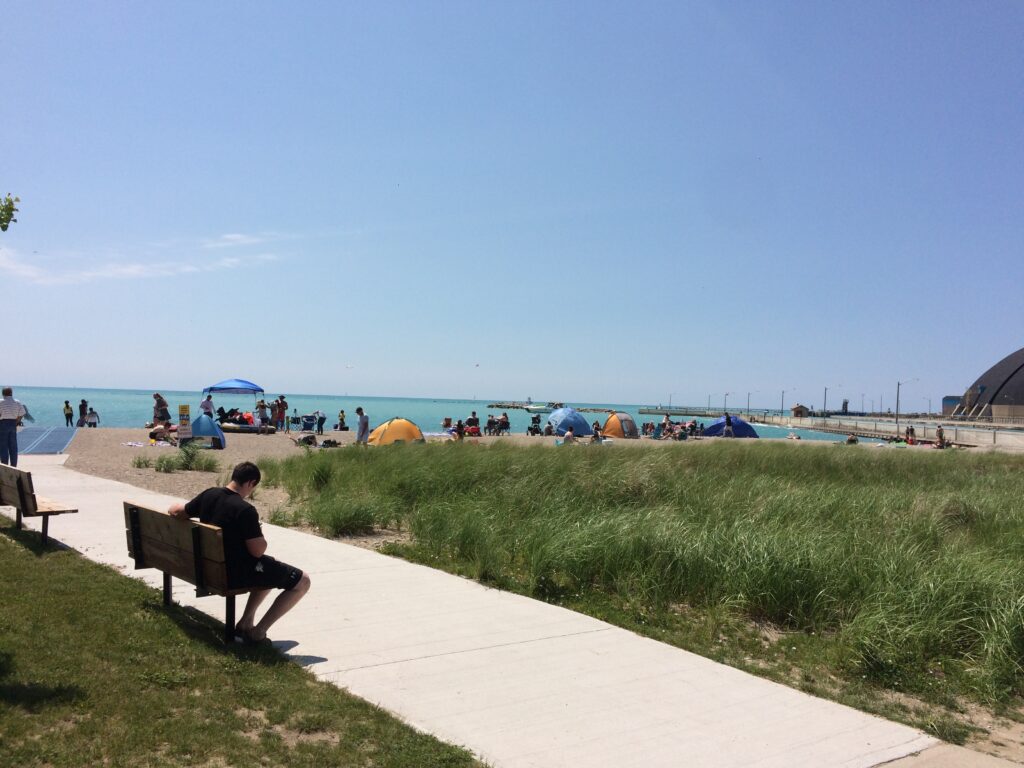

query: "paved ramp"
left=16, top=426, right=77, bottom=454
left=5, top=456, right=1006, bottom=767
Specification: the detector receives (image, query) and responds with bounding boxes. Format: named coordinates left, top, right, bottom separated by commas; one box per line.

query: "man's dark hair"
left=231, top=461, right=261, bottom=486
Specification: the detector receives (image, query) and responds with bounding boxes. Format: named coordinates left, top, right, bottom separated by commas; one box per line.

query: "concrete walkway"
left=5, top=456, right=1011, bottom=768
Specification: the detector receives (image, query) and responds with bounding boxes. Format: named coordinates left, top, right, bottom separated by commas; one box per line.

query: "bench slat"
left=123, top=503, right=228, bottom=564
left=136, top=536, right=237, bottom=593
left=27, top=496, right=77, bottom=515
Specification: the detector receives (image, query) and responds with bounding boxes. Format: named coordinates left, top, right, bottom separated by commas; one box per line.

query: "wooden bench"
left=0, top=464, right=78, bottom=544
left=123, top=502, right=249, bottom=643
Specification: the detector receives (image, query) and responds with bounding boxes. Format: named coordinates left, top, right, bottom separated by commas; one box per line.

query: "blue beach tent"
left=547, top=407, right=593, bottom=437
left=190, top=413, right=227, bottom=449
left=702, top=414, right=759, bottom=438
left=203, top=378, right=265, bottom=395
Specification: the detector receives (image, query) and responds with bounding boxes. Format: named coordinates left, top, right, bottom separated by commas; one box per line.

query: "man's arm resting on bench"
left=167, top=502, right=189, bottom=518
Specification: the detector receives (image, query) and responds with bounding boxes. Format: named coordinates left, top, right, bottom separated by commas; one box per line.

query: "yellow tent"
left=367, top=417, right=425, bottom=445
left=602, top=411, right=639, bottom=439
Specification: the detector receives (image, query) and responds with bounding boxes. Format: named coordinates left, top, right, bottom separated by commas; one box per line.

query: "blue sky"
left=4, top=2, right=1022, bottom=410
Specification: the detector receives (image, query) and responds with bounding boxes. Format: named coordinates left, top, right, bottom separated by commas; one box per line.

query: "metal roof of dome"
left=957, top=347, right=1024, bottom=418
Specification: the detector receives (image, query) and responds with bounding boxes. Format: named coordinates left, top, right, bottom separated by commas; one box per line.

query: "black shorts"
left=240, top=556, right=303, bottom=591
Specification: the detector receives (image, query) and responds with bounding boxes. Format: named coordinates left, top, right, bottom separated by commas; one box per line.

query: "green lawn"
left=261, top=440, right=1024, bottom=742
left=0, top=524, right=484, bottom=768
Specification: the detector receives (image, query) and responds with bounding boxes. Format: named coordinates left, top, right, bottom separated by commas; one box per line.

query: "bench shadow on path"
left=139, top=601, right=327, bottom=668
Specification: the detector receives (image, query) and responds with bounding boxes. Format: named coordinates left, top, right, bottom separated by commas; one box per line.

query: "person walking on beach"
left=85, top=407, right=100, bottom=428
left=63, top=400, right=74, bottom=427
left=314, top=409, right=326, bottom=435
left=723, top=412, right=734, bottom=438
left=255, top=399, right=269, bottom=435
left=168, top=462, right=311, bottom=643
left=269, top=399, right=280, bottom=433
left=153, top=393, right=171, bottom=425
left=0, top=387, right=29, bottom=466
left=338, top=409, right=346, bottom=431
left=200, top=394, right=215, bottom=419
left=279, top=396, right=290, bottom=433
left=355, top=407, right=369, bottom=446
left=78, top=399, right=88, bottom=426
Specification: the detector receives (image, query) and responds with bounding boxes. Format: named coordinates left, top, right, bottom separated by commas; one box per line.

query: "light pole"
left=781, top=388, right=796, bottom=416
left=668, top=393, right=673, bottom=409
left=747, top=391, right=757, bottom=415
left=707, top=394, right=711, bottom=411
left=895, top=377, right=918, bottom=432
left=723, top=392, right=732, bottom=411
left=823, top=384, right=841, bottom=418
left=922, top=396, right=931, bottom=414
left=861, top=394, right=865, bottom=413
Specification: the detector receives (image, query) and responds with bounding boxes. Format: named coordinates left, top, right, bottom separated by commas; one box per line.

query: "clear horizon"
left=4, top=2, right=1022, bottom=412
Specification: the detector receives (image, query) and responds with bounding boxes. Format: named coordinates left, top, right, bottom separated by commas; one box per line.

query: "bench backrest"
left=0, top=464, right=38, bottom=515
left=123, top=502, right=238, bottom=595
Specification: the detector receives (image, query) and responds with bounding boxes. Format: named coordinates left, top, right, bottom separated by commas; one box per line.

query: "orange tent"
left=367, top=417, right=425, bottom=445
left=602, top=411, right=639, bottom=439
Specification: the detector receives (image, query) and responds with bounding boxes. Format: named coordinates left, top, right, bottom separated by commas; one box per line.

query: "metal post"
left=823, top=387, right=828, bottom=417
left=896, top=381, right=901, bottom=432
left=225, top=596, right=236, bottom=644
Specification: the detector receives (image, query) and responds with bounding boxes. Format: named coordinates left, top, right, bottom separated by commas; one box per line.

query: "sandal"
left=235, top=628, right=268, bottom=646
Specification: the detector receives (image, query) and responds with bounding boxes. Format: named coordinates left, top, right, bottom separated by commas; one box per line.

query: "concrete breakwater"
left=753, top=414, right=1024, bottom=451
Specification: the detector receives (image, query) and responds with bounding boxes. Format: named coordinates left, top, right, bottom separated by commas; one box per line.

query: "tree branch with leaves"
left=1, top=194, right=20, bottom=231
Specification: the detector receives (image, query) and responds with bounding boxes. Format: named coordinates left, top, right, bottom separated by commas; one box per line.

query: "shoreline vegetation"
left=257, top=440, right=1024, bottom=755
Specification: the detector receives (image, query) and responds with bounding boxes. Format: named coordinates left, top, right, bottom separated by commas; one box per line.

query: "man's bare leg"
left=237, top=589, right=272, bottom=633
left=250, top=574, right=311, bottom=640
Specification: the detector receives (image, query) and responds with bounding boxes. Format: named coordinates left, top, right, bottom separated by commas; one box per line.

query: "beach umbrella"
left=702, top=414, right=759, bottom=438
left=602, top=411, right=639, bottom=439
left=368, top=417, right=425, bottom=446
left=547, top=407, right=593, bottom=437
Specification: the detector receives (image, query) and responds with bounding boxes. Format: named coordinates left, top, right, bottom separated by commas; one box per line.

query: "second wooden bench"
left=0, top=464, right=78, bottom=544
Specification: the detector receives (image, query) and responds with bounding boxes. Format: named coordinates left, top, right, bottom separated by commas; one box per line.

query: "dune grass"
left=261, top=441, right=1024, bottom=735
left=0, top=523, right=483, bottom=768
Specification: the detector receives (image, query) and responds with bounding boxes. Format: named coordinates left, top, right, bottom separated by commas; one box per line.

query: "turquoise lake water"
left=10, top=385, right=873, bottom=443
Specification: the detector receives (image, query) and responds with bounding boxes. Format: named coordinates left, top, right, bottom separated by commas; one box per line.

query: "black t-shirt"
left=184, top=487, right=263, bottom=587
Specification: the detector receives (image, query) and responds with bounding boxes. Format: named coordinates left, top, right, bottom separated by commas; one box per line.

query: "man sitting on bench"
left=167, top=461, right=311, bottom=643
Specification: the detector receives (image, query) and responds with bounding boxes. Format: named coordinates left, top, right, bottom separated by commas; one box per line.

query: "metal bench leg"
left=224, top=595, right=236, bottom=644
left=15, top=508, right=22, bottom=530
left=41, top=515, right=49, bottom=544
left=163, top=572, right=172, bottom=606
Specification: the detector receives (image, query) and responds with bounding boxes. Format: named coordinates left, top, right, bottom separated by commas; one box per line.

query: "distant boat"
left=524, top=401, right=564, bottom=414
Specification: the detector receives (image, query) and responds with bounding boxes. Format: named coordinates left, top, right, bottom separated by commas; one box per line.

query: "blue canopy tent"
left=203, top=379, right=264, bottom=396
left=201, top=378, right=265, bottom=427
left=547, top=407, right=593, bottom=437
left=189, top=413, right=227, bottom=449
left=702, top=414, right=759, bottom=438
